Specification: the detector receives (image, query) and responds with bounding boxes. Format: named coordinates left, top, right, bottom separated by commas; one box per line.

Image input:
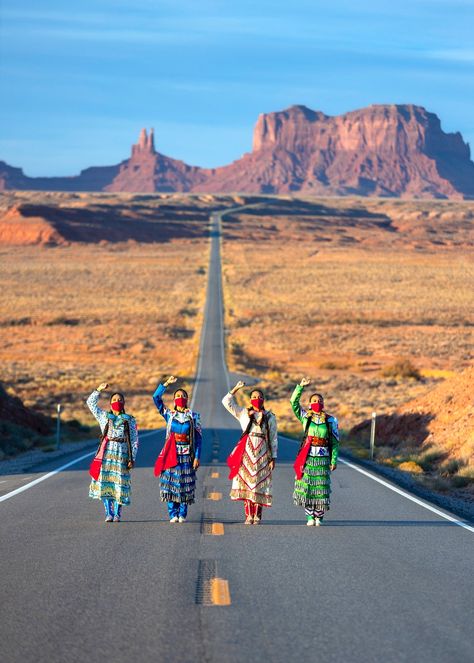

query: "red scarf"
left=227, top=434, right=249, bottom=480
left=293, top=438, right=312, bottom=480
left=154, top=432, right=178, bottom=477
left=89, top=436, right=109, bottom=481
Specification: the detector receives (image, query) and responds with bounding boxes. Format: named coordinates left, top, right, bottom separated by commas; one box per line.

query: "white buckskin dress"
left=222, top=392, right=278, bottom=508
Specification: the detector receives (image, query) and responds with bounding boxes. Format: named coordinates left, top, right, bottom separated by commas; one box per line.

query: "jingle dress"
left=222, top=392, right=278, bottom=509
left=152, top=383, right=202, bottom=519
left=290, top=384, right=339, bottom=518
left=87, top=390, right=139, bottom=514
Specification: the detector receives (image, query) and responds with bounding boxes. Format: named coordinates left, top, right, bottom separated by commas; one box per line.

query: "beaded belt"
left=174, top=433, right=190, bottom=442
left=306, top=436, right=328, bottom=446
left=108, top=437, right=125, bottom=442
left=251, top=432, right=266, bottom=438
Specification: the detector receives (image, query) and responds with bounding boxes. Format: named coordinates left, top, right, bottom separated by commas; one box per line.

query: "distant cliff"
left=2, top=104, right=474, bottom=198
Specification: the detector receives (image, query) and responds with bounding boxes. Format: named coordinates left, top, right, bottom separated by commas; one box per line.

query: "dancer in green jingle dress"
left=291, top=377, right=339, bottom=526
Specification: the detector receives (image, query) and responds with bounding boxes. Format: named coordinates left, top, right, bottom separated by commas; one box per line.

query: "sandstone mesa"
left=1, top=104, right=474, bottom=198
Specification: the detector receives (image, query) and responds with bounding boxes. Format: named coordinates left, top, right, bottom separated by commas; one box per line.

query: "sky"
left=0, top=0, right=473, bottom=176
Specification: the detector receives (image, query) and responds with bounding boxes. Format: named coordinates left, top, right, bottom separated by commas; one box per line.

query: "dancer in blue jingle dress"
left=152, top=375, right=202, bottom=523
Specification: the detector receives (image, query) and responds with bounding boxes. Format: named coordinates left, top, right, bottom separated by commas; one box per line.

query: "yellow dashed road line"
left=207, top=491, right=222, bottom=501
left=211, top=522, right=224, bottom=535
left=209, top=578, right=231, bottom=606
left=211, top=471, right=219, bottom=478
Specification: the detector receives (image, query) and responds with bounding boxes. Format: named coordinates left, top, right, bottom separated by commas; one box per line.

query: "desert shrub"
left=397, top=460, right=424, bottom=474
left=418, top=449, right=446, bottom=471
left=179, top=307, right=198, bottom=317
left=381, top=359, right=422, bottom=380
left=451, top=475, right=473, bottom=488
left=166, top=326, right=194, bottom=339
left=440, top=459, right=463, bottom=476
left=46, top=316, right=81, bottom=326
left=374, top=446, right=395, bottom=461
left=457, top=466, right=474, bottom=480
left=0, top=317, right=32, bottom=327
left=230, top=340, right=245, bottom=358
left=319, top=361, right=350, bottom=370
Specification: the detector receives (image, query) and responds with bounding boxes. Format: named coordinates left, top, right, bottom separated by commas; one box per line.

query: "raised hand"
left=299, top=377, right=311, bottom=387
left=230, top=380, right=245, bottom=395
left=97, top=382, right=109, bottom=392
left=164, top=375, right=178, bottom=387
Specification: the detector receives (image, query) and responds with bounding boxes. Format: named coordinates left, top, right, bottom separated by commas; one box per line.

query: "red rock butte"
left=1, top=104, right=474, bottom=198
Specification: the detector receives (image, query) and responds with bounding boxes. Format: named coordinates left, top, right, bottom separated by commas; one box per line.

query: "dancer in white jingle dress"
left=222, top=381, right=278, bottom=524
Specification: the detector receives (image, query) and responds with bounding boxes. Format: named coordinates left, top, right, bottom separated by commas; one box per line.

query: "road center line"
left=211, top=522, right=225, bottom=535
left=206, top=491, right=222, bottom=501
left=209, top=578, right=231, bottom=605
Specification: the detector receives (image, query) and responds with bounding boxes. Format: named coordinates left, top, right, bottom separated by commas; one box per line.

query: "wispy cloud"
left=424, top=49, right=474, bottom=63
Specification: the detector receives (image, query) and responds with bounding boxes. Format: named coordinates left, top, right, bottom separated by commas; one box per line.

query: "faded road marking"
left=209, top=578, right=231, bottom=606
left=211, top=522, right=224, bottom=535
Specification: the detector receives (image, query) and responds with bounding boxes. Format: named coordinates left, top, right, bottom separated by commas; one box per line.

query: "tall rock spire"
left=132, top=128, right=155, bottom=156
left=147, top=128, right=156, bottom=153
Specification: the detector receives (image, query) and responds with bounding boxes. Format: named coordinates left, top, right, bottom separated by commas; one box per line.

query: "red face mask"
left=251, top=397, right=264, bottom=411
left=310, top=402, right=323, bottom=413
left=111, top=401, right=124, bottom=413
left=175, top=397, right=188, bottom=409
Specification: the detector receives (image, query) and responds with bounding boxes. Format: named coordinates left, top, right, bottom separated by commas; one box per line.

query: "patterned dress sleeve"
left=193, top=412, right=203, bottom=460
left=152, top=383, right=171, bottom=422
left=86, top=390, right=108, bottom=432
left=290, top=384, right=306, bottom=424
left=268, top=412, right=278, bottom=459
left=329, top=416, right=340, bottom=465
left=129, top=416, right=139, bottom=461
left=222, top=392, right=246, bottom=421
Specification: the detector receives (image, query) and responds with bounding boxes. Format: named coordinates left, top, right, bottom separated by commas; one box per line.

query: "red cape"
left=227, top=434, right=249, bottom=480
left=89, top=436, right=109, bottom=481
left=154, top=432, right=178, bottom=477
left=293, top=439, right=312, bottom=480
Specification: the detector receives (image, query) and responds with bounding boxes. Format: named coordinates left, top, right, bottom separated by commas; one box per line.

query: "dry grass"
left=221, top=200, right=474, bottom=440
left=0, top=240, right=209, bottom=432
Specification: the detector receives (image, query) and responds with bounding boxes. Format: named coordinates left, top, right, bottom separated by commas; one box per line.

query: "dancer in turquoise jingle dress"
left=87, top=382, right=139, bottom=523
left=291, top=377, right=339, bottom=526
left=152, top=375, right=202, bottom=523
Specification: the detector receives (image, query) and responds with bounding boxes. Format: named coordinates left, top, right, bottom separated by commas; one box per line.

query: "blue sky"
left=0, top=0, right=473, bottom=176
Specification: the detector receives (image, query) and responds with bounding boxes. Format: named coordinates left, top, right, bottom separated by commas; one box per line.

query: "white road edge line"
left=338, top=458, right=474, bottom=533
left=280, top=435, right=474, bottom=534
left=0, top=451, right=95, bottom=503
left=0, top=429, right=160, bottom=504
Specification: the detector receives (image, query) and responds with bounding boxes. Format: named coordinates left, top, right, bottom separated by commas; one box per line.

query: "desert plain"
left=0, top=191, right=473, bottom=504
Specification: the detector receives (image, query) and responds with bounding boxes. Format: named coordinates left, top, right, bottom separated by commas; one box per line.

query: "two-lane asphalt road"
left=0, top=210, right=473, bottom=663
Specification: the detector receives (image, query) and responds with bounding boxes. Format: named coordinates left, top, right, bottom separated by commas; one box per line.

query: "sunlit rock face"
left=2, top=106, right=474, bottom=198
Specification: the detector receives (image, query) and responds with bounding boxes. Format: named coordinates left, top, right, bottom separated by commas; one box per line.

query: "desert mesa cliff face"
left=2, top=104, right=474, bottom=198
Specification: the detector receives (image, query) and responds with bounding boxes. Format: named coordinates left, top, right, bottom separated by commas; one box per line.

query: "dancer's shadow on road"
left=265, top=519, right=459, bottom=527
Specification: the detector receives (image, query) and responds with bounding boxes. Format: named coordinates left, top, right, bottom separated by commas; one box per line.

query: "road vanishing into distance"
left=1, top=210, right=473, bottom=663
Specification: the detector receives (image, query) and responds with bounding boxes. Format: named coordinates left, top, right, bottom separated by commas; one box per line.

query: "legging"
left=103, top=498, right=122, bottom=518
